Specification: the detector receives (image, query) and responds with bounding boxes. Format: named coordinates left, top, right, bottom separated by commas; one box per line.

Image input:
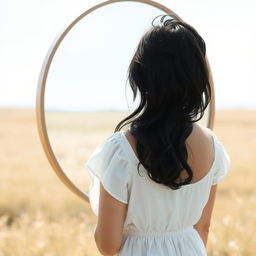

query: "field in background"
left=0, top=108, right=255, bottom=255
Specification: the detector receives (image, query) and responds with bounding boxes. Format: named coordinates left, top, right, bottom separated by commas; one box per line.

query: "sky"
left=1, top=0, right=256, bottom=111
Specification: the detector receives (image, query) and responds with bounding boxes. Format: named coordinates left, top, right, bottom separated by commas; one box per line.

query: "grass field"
left=0, top=108, right=255, bottom=255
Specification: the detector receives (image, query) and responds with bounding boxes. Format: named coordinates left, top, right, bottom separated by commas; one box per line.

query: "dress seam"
left=123, top=226, right=194, bottom=237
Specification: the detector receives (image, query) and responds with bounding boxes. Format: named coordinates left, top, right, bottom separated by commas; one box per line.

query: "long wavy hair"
left=114, top=16, right=211, bottom=190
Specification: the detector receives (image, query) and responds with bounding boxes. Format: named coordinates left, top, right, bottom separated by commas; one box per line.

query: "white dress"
left=84, top=127, right=230, bottom=256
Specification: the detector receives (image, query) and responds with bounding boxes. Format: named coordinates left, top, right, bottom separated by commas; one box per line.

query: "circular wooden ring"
left=36, top=0, right=215, bottom=203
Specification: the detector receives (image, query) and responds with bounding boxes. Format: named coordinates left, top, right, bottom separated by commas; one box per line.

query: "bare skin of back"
left=123, top=122, right=218, bottom=247
left=124, top=122, right=215, bottom=184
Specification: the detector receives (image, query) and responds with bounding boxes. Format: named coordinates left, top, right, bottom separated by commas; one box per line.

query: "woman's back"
left=85, top=123, right=230, bottom=255
left=124, top=122, right=215, bottom=186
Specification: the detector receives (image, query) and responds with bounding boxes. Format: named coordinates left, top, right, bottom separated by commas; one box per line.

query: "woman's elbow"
left=96, top=243, right=120, bottom=256
left=194, top=222, right=211, bottom=233
left=94, top=232, right=120, bottom=255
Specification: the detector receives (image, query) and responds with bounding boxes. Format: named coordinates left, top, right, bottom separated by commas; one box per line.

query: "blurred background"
left=0, top=0, right=255, bottom=255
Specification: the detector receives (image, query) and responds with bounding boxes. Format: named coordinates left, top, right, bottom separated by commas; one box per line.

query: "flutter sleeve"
left=84, top=133, right=130, bottom=216
left=211, top=133, right=231, bottom=185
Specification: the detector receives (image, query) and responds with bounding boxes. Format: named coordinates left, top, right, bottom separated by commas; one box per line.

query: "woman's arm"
left=193, top=184, right=218, bottom=247
left=94, top=183, right=128, bottom=256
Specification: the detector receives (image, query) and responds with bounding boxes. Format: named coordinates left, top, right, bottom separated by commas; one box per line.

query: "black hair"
left=114, top=17, right=211, bottom=190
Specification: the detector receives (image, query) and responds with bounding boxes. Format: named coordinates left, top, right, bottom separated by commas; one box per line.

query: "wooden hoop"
left=36, top=0, right=215, bottom=203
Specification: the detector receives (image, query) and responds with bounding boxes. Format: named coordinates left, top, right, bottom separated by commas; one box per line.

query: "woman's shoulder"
left=193, top=123, right=231, bottom=184
left=192, top=122, right=214, bottom=139
left=86, top=131, right=125, bottom=165
left=186, top=123, right=215, bottom=154
left=85, top=131, right=132, bottom=214
left=194, top=123, right=227, bottom=149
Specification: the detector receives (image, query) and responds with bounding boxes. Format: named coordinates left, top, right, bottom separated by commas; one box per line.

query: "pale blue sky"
left=1, top=0, right=256, bottom=110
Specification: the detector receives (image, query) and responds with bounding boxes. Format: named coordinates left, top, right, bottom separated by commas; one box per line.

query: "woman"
left=85, top=15, right=230, bottom=256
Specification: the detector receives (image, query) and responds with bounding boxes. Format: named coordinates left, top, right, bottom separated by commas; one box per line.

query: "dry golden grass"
left=0, top=108, right=255, bottom=255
